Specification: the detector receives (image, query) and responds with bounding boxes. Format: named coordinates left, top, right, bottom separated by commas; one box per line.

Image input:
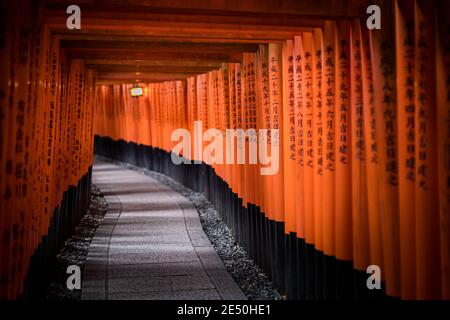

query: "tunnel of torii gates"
left=0, top=0, right=449, bottom=301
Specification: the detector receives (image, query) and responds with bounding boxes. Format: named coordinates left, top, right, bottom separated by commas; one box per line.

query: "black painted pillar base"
left=20, top=167, right=92, bottom=300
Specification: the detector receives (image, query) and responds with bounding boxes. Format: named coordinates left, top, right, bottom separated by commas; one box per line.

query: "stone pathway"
left=82, top=160, right=246, bottom=300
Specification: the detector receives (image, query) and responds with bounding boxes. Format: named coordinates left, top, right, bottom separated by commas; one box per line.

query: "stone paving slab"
left=108, top=261, right=206, bottom=278
left=109, top=274, right=216, bottom=293
left=109, top=289, right=221, bottom=300
left=82, top=160, right=246, bottom=300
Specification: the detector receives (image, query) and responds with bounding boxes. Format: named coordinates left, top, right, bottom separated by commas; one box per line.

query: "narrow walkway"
left=82, top=160, right=246, bottom=300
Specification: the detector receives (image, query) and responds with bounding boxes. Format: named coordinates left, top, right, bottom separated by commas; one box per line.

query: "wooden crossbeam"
left=44, top=0, right=369, bottom=19
left=46, top=20, right=309, bottom=40
left=60, top=40, right=259, bottom=53
left=84, top=59, right=223, bottom=68
left=88, top=64, right=218, bottom=74
left=55, top=33, right=283, bottom=44
left=96, top=71, right=195, bottom=82
left=67, top=49, right=244, bottom=62
left=50, top=27, right=298, bottom=42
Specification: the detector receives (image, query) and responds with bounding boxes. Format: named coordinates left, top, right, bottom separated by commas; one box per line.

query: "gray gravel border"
left=46, top=185, right=108, bottom=300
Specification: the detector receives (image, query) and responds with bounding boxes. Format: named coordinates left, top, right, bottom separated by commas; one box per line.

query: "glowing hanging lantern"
left=131, top=85, right=143, bottom=97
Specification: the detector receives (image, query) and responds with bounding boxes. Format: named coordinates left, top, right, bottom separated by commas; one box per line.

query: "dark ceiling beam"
left=46, top=19, right=309, bottom=41
left=84, top=59, right=223, bottom=68
left=96, top=79, right=188, bottom=85
left=44, top=0, right=369, bottom=19
left=96, top=71, right=195, bottom=82
left=55, top=33, right=280, bottom=44
left=60, top=40, right=259, bottom=53
left=88, top=65, right=218, bottom=74
left=54, top=33, right=282, bottom=44
left=44, top=6, right=324, bottom=29
left=50, top=27, right=295, bottom=42
left=67, top=49, right=244, bottom=62
left=46, top=17, right=314, bottom=33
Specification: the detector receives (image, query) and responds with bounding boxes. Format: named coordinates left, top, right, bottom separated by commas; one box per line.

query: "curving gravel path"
left=106, top=158, right=281, bottom=300
left=82, top=160, right=245, bottom=300
left=47, top=156, right=281, bottom=300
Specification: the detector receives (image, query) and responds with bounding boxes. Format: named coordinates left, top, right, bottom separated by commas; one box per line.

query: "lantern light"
left=130, top=85, right=143, bottom=97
